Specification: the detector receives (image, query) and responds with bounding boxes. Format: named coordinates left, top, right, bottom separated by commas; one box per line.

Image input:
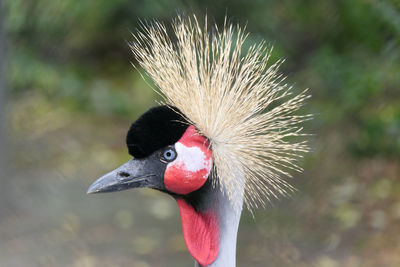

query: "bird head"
left=88, top=105, right=219, bottom=266
left=87, top=106, right=212, bottom=196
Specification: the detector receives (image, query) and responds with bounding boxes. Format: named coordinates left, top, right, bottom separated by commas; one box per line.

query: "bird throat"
left=176, top=198, right=220, bottom=266
left=176, top=176, right=244, bottom=267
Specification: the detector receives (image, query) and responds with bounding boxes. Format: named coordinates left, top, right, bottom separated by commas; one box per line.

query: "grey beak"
left=87, top=157, right=164, bottom=194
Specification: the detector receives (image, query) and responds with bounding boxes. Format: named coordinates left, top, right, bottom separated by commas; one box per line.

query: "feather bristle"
left=130, top=15, right=311, bottom=210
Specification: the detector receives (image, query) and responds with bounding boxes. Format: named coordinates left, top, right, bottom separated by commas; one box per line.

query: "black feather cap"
left=126, top=105, right=189, bottom=158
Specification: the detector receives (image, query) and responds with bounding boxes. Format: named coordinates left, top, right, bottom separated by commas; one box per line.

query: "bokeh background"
left=1, top=0, right=400, bottom=266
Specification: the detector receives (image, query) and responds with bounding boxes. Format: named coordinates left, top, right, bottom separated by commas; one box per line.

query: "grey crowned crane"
left=88, top=15, right=311, bottom=267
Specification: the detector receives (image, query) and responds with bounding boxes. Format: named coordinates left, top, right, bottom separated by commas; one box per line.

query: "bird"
left=87, top=15, right=311, bottom=267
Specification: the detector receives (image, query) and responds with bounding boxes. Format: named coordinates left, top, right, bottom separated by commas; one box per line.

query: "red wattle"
left=176, top=199, right=219, bottom=266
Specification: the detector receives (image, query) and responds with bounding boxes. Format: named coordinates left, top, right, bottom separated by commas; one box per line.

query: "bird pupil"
left=163, top=148, right=176, bottom=161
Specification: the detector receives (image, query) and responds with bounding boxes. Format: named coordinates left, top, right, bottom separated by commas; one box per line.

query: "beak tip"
left=87, top=184, right=100, bottom=194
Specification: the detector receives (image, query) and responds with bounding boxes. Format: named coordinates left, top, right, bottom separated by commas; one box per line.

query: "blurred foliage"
left=2, top=0, right=400, bottom=266
left=5, top=0, right=400, bottom=155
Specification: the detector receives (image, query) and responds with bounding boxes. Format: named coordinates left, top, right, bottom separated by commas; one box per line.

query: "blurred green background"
left=1, top=0, right=400, bottom=266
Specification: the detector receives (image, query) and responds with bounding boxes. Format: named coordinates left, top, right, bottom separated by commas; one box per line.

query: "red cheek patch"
left=164, top=126, right=212, bottom=195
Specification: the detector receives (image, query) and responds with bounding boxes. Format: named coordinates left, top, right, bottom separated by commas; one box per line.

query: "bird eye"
left=162, top=148, right=177, bottom=162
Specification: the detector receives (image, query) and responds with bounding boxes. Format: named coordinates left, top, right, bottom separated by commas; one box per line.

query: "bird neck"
left=177, top=176, right=244, bottom=267
left=198, top=184, right=243, bottom=267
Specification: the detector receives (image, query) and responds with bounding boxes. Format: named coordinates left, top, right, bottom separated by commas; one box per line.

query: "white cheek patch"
left=170, top=142, right=212, bottom=178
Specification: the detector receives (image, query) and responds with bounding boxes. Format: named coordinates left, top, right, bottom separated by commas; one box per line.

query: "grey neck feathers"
left=194, top=178, right=244, bottom=267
